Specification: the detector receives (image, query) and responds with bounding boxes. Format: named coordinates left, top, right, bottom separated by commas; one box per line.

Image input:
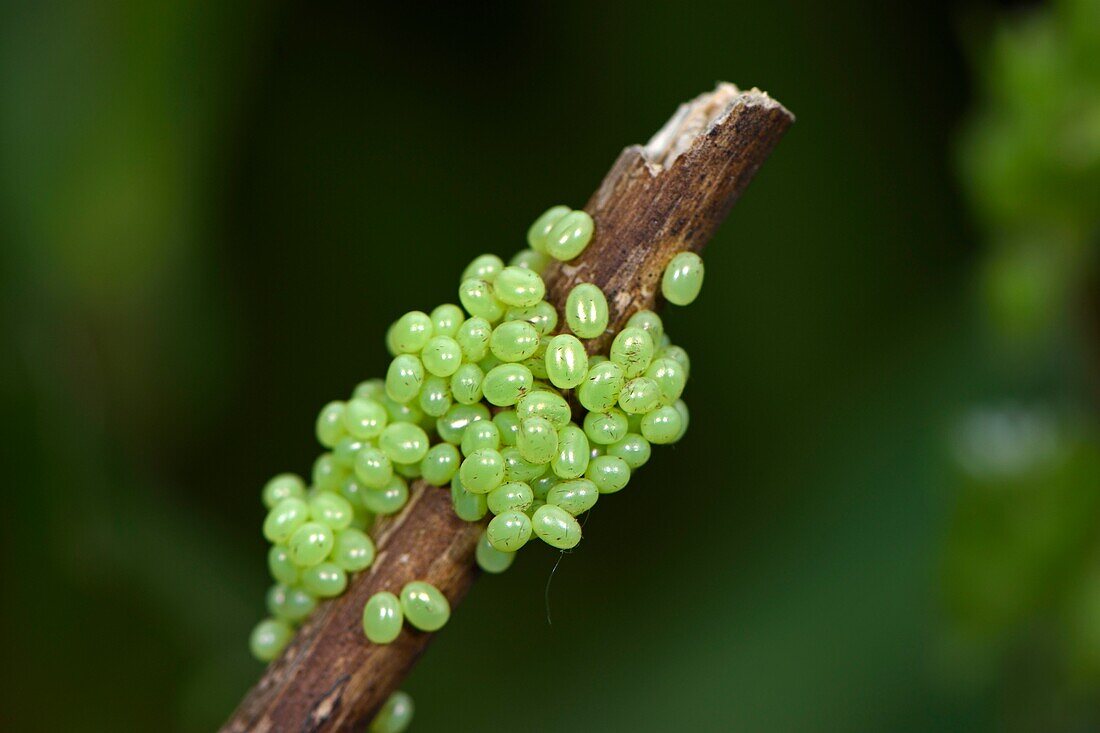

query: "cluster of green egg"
left=250, top=204, right=704, bottom=731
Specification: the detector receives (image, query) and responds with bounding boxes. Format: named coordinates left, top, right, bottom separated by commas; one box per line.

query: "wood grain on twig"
left=223, top=83, right=792, bottom=733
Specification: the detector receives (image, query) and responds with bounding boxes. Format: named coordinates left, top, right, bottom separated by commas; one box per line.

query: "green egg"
left=645, top=357, right=686, bottom=406
left=618, top=377, right=662, bottom=415
left=301, top=562, right=347, bottom=597
left=551, top=424, right=590, bottom=479
left=461, top=253, right=504, bottom=283
left=487, top=481, right=534, bottom=515
left=545, top=333, right=589, bottom=389
left=332, top=528, right=375, bottom=572
left=370, top=690, right=414, bottom=733
left=400, top=581, right=450, bottom=631
left=266, top=583, right=316, bottom=624
left=530, top=473, right=559, bottom=501
left=315, top=401, right=347, bottom=448
left=352, top=379, right=385, bottom=402
left=479, top=352, right=502, bottom=373
left=583, top=408, right=629, bottom=445
left=565, top=283, right=609, bottom=339
left=262, top=473, right=306, bottom=509
left=493, top=409, right=522, bottom=446
left=389, top=311, right=434, bottom=353
left=343, top=398, right=388, bottom=439
left=494, top=266, right=546, bottom=307
left=532, top=503, right=583, bottom=549
left=287, top=521, right=335, bottom=567
left=338, top=476, right=370, bottom=510
left=362, top=591, right=403, bottom=644
left=449, top=363, right=485, bottom=405
left=309, top=492, right=354, bottom=530
left=509, top=248, right=552, bottom=273
left=546, top=478, right=599, bottom=516
left=430, top=303, right=464, bottom=338
left=544, top=210, right=594, bottom=261
left=267, top=544, right=300, bottom=585
left=505, top=301, right=558, bottom=336
left=263, top=498, right=309, bottom=543
left=379, top=422, right=430, bottom=464
left=586, top=455, right=631, bottom=494
left=490, top=320, right=540, bottom=362
left=451, top=471, right=488, bottom=522
left=657, top=344, right=691, bottom=379
left=382, top=394, right=423, bottom=425
left=361, top=475, right=408, bottom=515
left=475, top=530, right=516, bottom=574
left=354, top=446, right=394, bottom=489
left=482, top=363, right=534, bottom=406
left=661, top=251, right=705, bottom=305
left=640, top=404, right=684, bottom=444
left=312, top=453, right=347, bottom=492
left=395, top=458, right=422, bottom=479
left=459, top=449, right=505, bottom=494
left=517, top=416, right=558, bottom=464
left=385, top=354, right=424, bottom=403
left=577, top=361, right=625, bottom=412
left=421, top=336, right=462, bottom=377
left=417, top=375, right=452, bottom=417
left=436, top=402, right=491, bottom=444
left=501, top=445, right=549, bottom=483
left=420, top=443, right=460, bottom=487
left=455, top=316, right=493, bottom=362
left=250, top=618, right=293, bottom=662
left=486, top=510, right=533, bottom=551
left=458, top=279, right=505, bottom=322
left=625, top=309, right=664, bottom=345
left=610, top=327, right=655, bottom=378
left=606, top=433, right=651, bottom=469
left=461, top=419, right=501, bottom=457
left=522, top=340, right=550, bottom=379
left=527, top=205, right=571, bottom=252
left=515, top=389, right=571, bottom=429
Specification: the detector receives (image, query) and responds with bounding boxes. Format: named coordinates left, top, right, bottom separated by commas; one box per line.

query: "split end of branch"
left=642, top=82, right=794, bottom=173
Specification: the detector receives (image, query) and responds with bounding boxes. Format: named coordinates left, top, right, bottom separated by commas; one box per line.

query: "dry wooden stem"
left=223, top=82, right=793, bottom=733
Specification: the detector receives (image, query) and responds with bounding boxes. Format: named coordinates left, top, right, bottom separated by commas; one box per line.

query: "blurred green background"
left=2, top=0, right=1097, bottom=730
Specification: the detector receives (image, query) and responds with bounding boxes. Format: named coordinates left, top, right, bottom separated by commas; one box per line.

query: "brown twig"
left=223, top=82, right=793, bottom=733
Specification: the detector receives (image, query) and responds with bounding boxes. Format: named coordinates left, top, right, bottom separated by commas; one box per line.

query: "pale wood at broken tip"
left=223, top=82, right=792, bottom=733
